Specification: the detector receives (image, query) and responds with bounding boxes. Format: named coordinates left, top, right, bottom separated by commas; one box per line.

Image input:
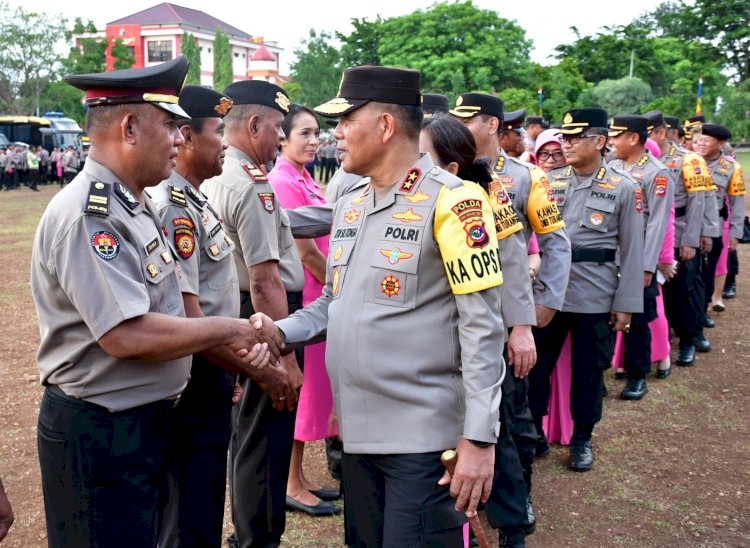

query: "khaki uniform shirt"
left=31, top=158, right=190, bottom=412
left=202, top=146, right=304, bottom=293
left=494, top=151, right=571, bottom=311
left=609, top=153, right=673, bottom=272
left=660, top=144, right=710, bottom=248
left=548, top=161, right=644, bottom=314
left=150, top=171, right=239, bottom=318
left=705, top=155, right=746, bottom=240
left=277, top=155, right=505, bottom=454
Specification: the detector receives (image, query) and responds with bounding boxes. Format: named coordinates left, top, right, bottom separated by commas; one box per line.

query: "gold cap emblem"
left=214, top=97, right=233, bottom=116
left=563, top=112, right=573, bottom=124
left=275, top=91, right=291, bottom=113
left=456, top=95, right=464, bottom=106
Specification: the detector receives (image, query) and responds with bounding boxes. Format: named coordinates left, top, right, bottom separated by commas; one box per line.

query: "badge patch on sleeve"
left=434, top=184, right=503, bottom=295
left=258, top=193, right=275, bottom=213
left=174, top=227, right=195, bottom=259
left=634, top=187, right=643, bottom=212
left=655, top=175, right=668, bottom=196
left=91, top=231, right=120, bottom=260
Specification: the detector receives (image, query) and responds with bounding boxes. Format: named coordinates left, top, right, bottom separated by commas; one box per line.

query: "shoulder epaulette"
left=430, top=166, right=463, bottom=189
left=169, top=185, right=188, bottom=207
left=184, top=185, right=207, bottom=209
left=636, top=154, right=649, bottom=167
left=114, top=182, right=139, bottom=210
left=668, top=146, right=676, bottom=157
left=241, top=160, right=268, bottom=182
left=494, top=156, right=506, bottom=173
left=398, top=167, right=421, bottom=193
left=84, top=181, right=111, bottom=216
left=595, top=166, right=607, bottom=181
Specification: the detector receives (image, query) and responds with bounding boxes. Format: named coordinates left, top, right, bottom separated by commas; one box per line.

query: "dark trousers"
left=324, top=158, right=337, bottom=183
left=623, top=276, right=659, bottom=378
left=38, top=386, right=173, bottom=548
left=229, top=291, right=303, bottom=548
left=341, top=451, right=465, bottom=547
left=159, top=355, right=235, bottom=547
left=702, top=236, right=724, bottom=307
left=663, top=251, right=703, bottom=346
left=528, top=312, right=613, bottom=428
left=485, top=370, right=530, bottom=531
left=726, top=250, right=739, bottom=287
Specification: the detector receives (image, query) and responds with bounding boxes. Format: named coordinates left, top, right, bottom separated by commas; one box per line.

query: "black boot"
left=694, top=332, right=711, bottom=352
left=620, top=377, right=648, bottom=400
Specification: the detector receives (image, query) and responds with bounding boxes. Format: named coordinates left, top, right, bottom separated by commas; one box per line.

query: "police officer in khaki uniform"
left=527, top=108, right=644, bottom=472
left=647, top=110, right=712, bottom=365
left=264, top=65, right=506, bottom=547
left=698, top=123, right=746, bottom=308
left=30, top=57, right=272, bottom=548
left=151, top=85, right=284, bottom=547
left=608, top=115, right=673, bottom=399
left=201, top=80, right=305, bottom=548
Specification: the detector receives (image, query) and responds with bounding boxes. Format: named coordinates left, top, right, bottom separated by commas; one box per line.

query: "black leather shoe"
left=722, top=284, right=736, bottom=299
left=703, top=315, right=715, bottom=328
left=655, top=359, right=672, bottom=379
left=613, top=369, right=627, bottom=380
left=310, top=487, right=341, bottom=501
left=535, top=431, right=551, bottom=457
left=694, top=333, right=711, bottom=352
left=676, top=345, right=695, bottom=366
left=712, top=301, right=726, bottom=312
left=569, top=441, right=593, bottom=472
left=227, top=533, right=239, bottom=548
left=620, top=378, right=647, bottom=400
left=525, top=494, right=536, bottom=534
left=499, top=526, right=527, bottom=548
left=286, top=495, right=341, bottom=516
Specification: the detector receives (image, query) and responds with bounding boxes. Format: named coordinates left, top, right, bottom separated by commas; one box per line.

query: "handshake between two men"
left=232, top=313, right=301, bottom=412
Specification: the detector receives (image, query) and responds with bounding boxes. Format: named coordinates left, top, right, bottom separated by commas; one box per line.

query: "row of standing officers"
left=29, top=54, right=744, bottom=548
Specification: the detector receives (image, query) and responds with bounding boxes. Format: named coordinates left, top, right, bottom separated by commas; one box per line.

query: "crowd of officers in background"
left=23, top=54, right=746, bottom=548
left=0, top=143, right=87, bottom=191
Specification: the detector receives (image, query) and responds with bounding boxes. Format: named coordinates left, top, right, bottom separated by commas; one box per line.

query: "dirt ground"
left=1, top=184, right=749, bottom=547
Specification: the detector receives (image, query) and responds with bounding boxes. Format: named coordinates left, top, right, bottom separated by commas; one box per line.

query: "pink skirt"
left=612, top=286, right=670, bottom=367
left=294, top=340, right=338, bottom=442
left=542, top=335, right=574, bottom=445
left=715, top=221, right=730, bottom=277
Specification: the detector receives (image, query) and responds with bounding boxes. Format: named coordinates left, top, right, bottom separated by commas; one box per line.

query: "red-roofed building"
left=92, top=2, right=286, bottom=86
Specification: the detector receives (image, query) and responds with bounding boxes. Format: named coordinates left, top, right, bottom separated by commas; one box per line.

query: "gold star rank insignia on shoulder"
left=399, top=168, right=421, bottom=193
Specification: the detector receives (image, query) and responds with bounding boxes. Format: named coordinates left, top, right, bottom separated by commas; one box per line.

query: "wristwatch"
left=467, top=439, right=493, bottom=449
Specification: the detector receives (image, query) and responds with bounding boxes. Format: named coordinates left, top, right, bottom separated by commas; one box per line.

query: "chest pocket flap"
left=369, top=242, right=421, bottom=275
left=582, top=196, right=616, bottom=232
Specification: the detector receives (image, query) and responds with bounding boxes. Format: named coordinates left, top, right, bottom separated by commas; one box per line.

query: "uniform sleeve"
left=643, top=169, right=674, bottom=272
left=158, top=203, right=200, bottom=296
left=233, top=184, right=281, bottom=267
left=455, top=287, right=504, bottom=443
left=53, top=215, right=151, bottom=339
left=433, top=183, right=503, bottom=295
left=498, top=230, right=536, bottom=327
left=728, top=164, right=746, bottom=240
left=526, top=167, right=565, bottom=234
left=533, top=227, right=571, bottom=311
left=659, top=203, right=676, bottom=264
left=701, top=187, right=722, bottom=238
left=612, top=182, right=645, bottom=313
left=286, top=205, right=334, bottom=239
left=682, top=182, right=704, bottom=249
left=276, top=292, right=330, bottom=347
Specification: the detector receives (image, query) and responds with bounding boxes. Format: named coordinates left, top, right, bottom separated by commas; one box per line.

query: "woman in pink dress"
left=268, top=105, right=339, bottom=515
left=533, top=129, right=575, bottom=446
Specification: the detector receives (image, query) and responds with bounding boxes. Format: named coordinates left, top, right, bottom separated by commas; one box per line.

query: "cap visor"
left=449, top=109, right=480, bottom=119
left=607, top=129, right=624, bottom=137
left=157, top=102, right=191, bottom=118
left=314, top=97, right=367, bottom=118
left=558, top=127, right=585, bottom=135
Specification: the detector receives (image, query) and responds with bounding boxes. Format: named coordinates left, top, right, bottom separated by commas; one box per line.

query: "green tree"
left=0, top=2, right=67, bottom=114
left=535, top=59, right=590, bottom=124
left=717, top=79, right=750, bottom=141
left=590, top=77, right=653, bottom=114
left=181, top=31, right=201, bottom=85
left=497, top=87, right=538, bottom=114
left=289, top=30, right=343, bottom=109
left=65, top=18, right=107, bottom=75
left=337, top=17, right=384, bottom=67
left=374, top=1, right=532, bottom=96
left=213, top=28, right=232, bottom=91
left=111, top=39, right=135, bottom=70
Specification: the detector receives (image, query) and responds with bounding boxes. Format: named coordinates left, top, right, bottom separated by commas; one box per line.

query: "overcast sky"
left=14, top=0, right=659, bottom=72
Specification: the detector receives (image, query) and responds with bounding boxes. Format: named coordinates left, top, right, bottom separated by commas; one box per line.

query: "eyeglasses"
left=537, top=150, right=565, bottom=162
left=561, top=134, right=600, bottom=145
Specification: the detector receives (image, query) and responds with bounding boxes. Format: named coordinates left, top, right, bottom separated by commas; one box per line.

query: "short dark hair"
left=86, top=103, right=152, bottom=133
left=376, top=103, right=423, bottom=140
left=177, top=117, right=206, bottom=133
left=282, top=104, right=319, bottom=139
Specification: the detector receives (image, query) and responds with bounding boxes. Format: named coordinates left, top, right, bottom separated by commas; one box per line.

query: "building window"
left=126, top=46, right=135, bottom=58
left=234, top=52, right=239, bottom=58
left=147, top=40, right=172, bottom=63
